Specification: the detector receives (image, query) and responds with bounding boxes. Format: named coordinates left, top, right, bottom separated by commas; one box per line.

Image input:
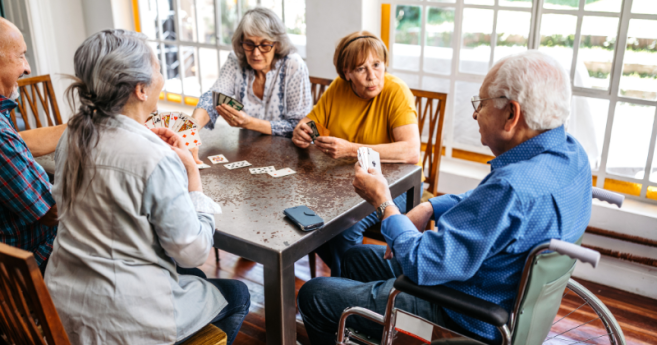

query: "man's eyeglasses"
left=471, top=95, right=507, bottom=113
left=241, top=41, right=276, bottom=53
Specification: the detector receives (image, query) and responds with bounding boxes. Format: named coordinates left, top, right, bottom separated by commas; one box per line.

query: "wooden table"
left=198, top=124, right=422, bottom=345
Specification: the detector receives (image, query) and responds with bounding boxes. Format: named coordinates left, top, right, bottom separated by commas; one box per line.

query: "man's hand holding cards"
left=357, top=147, right=382, bottom=174
left=145, top=111, right=201, bottom=149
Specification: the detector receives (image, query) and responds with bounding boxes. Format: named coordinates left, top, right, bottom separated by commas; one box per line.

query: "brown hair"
left=333, top=31, right=388, bottom=80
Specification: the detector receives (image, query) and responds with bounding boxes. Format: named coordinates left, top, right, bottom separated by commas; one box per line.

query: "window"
left=136, top=0, right=306, bottom=105
left=386, top=0, right=657, bottom=202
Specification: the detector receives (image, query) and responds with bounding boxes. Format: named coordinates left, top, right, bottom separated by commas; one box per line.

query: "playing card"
left=249, top=166, right=276, bottom=174
left=225, top=97, right=244, bottom=111
left=357, top=147, right=381, bottom=174
left=152, top=113, right=163, bottom=128
left=212, top=91, right=219, bottom=107
left=219, top=93, right=227, bottom=105
left=268, top=168, right=296, bottom=178
left=168, top=112, right=183, bottom=131
left=367, top=148, right=382, bottom=174
left=208, top=154, right=229, bottom=164
left=357, top=147, right=368, bottom=171
left=307, top=121, right=320, bottom=142
left=160, top=112, right=172, bottom=129
left=176, top=115, right=199, bottom=132
left=144, top=115, right=155, bottom=129
left=178, top=128, right=201, bottom=148
left=224, top=160, right=252, bottom=170
left=315, top=121, right=330, bottom=137
left=197, top=163, right=211, bottom=170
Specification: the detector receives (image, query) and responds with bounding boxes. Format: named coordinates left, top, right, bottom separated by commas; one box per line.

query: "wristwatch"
left=376, top=200, right=395, bottom=220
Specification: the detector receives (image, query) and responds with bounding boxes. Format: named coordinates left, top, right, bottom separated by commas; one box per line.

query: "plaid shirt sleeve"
left=0, top=121, right=55, bottom=224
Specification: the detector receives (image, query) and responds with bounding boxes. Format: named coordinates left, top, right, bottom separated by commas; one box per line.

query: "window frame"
left=136, top=0, right=304, bottom=105
left=385, top=0, right=657, bottom=203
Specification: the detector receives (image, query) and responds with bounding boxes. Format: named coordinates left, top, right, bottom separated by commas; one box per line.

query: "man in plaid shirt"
left=0, top=18, right=67, bottom=273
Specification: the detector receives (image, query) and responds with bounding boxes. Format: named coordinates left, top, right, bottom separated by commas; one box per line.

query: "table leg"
left=405, top=177, right=422, bottom=213
left=263, top=255, right=297, bottom=345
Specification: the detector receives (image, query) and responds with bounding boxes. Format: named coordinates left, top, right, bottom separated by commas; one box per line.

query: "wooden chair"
left=0, top=242, right=70, bottom=345
left=309, top=77, right=332, bottom=105
left=305, top=77, right=448, bottom=278
left=0, top=243, right=226, bottom=345
left=9, top=75, right=63, bottom=131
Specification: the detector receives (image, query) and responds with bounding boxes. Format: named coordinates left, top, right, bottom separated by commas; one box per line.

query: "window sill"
left=437, top=156, right=657, bottom=237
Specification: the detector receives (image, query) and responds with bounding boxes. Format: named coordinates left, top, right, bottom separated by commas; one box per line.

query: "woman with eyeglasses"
left=190, top=7, right=312, bottom=163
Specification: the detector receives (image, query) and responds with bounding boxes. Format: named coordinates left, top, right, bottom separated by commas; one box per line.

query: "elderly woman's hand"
left=151, top=127, right=202, bottom=192
left=315, top=136, right=356, bottom=159
left=292, top=121, right=313, bottom=149
left=217, top=104, right=251, bottom=128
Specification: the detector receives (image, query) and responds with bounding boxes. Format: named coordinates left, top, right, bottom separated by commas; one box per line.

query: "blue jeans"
left=298, top=245, right=446, bottom=345
left=175, top=267, right=250, bottom=345
left=315, top=193, right=407, bottom=277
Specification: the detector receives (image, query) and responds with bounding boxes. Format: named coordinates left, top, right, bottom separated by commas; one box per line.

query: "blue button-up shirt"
left=0, top=94, right=57, bottom=266
left=382, top=125, right=592, bottom=342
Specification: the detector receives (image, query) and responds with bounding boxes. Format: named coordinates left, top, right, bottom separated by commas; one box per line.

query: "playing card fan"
left=145, top=111, right=202, bottom=148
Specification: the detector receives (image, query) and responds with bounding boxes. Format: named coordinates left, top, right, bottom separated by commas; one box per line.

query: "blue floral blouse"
left=195, top=51, right=313, bottom=137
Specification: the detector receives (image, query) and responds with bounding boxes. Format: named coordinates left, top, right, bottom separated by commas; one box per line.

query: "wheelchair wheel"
left=545, top=279, right=626, bottom=345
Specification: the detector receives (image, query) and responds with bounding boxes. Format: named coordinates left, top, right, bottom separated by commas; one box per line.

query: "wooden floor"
left=198, top=238, right=657, bottom=345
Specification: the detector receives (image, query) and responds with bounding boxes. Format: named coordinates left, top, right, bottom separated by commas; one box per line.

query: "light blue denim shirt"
left=382, top=126, right=592, bottom=342
left=46, top=115, right=225, bottom=344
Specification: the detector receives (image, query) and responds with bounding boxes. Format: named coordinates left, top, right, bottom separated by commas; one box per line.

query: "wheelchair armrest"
left=393, top=275, right=509, bottom=327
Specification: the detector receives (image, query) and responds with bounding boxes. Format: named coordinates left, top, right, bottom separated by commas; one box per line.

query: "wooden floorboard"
left=199, top=239, right=656, bottom=345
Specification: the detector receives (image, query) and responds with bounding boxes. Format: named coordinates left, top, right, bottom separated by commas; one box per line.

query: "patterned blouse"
left=195, top=51, right=313, bottom=137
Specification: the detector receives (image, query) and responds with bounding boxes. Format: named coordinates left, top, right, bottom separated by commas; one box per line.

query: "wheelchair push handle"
left=549, top=239, right=600, bottom=268
left=592, top=187, right=624, bottom=208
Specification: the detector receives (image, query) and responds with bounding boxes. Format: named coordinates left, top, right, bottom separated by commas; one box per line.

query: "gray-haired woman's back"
left=46, top=115, right=224, bottom=344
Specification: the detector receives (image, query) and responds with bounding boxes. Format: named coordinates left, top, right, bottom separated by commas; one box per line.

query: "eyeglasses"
left=471, top=95, right=507, bottom=113
left=241, top=41, right=276, bottom=53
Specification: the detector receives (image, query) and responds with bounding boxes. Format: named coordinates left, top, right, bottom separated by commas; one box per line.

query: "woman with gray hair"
left=190, top=7, right=312, bottom=162
left=44, top=29, right=249, bottom=345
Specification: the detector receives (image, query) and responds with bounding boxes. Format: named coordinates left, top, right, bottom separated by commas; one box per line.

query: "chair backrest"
left=410, top=89, right=447, bottom=197
left=9, top=75, right=63, bottom=131
left=510, top=238, right=582, bottom=345
left=0, top=243, right=70, bottom=345
left=309, top=77, right=332, bottom=105
left=307, top=77, right=448, bottom=197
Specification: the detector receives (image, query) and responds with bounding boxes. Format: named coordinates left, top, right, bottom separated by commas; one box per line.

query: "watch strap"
left=376, top=200, right=395, bottom=220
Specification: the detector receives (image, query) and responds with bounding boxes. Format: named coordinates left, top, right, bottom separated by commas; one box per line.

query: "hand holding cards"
left=306, top=120, right=330, bottom=143
left=357, top=147, right=382, bottom=174
left=145, top=111, right=201, bottom=148
left=213, top=91, right=244, bottom=111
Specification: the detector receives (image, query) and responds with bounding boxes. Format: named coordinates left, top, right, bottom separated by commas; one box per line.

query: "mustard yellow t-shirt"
left=307, top=73, right=418, bottom=145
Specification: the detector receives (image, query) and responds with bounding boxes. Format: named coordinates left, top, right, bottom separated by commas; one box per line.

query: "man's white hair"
left=488, top=50, right=571, bottom=131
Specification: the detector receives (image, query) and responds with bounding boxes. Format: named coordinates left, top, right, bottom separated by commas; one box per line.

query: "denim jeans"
left=175, top=267, right=250, bottom=345
left=297, top=245, right=446, bottom=345
left=315, top=193, right=407, bottom=277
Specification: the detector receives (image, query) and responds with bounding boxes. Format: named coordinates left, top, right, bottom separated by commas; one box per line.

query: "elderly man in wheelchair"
left=297, top=50, right=610, bottom=345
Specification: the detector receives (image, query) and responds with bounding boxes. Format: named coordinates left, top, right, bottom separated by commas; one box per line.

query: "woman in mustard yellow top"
left=292, top=31, right=421, bottom=277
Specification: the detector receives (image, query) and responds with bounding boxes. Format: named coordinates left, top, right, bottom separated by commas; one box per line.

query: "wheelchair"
left=336, top=187, right=626, bottom=345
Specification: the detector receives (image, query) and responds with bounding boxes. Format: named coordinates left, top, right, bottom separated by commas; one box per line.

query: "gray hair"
left=232, top=7, right=296, bottom=69
left=488, top=50, right=571, bottom=131
left=61, top=29, right=154, bottom=214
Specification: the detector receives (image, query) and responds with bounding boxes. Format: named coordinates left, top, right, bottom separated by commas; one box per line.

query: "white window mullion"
left=640, top=107, right=657, bottom=197
left=488, top=5, right=498, bottom=69
left=443, top=0, right=467, bottom=159
left=171, top=0, right=185, bottom=100
left=418, top=4, right=427, bottom=88
left=596, top=0, right=634, bottom=186
left=528, top=0, right=544, bottom=49
left=568, top=0, right=584, bottom=87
